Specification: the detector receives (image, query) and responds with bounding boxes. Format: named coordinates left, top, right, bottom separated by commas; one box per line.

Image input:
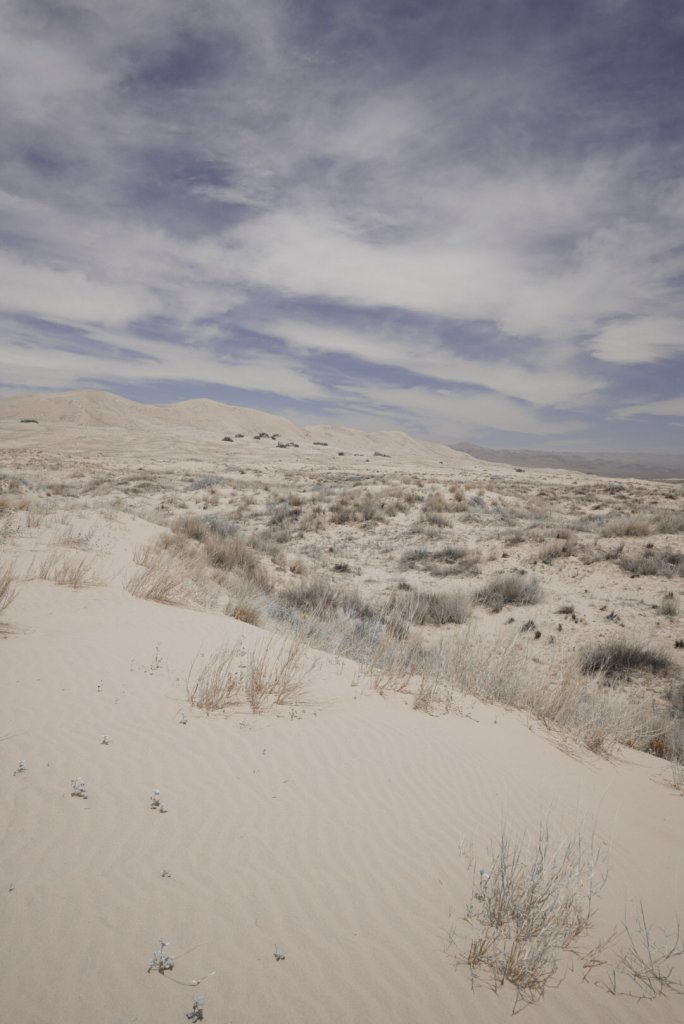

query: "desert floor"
left=1, top=391, right=683, bottom=1024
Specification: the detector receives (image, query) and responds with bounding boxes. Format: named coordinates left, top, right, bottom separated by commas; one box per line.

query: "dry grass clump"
left=281, top=576, right=376, bottom=621
left=53, top=524, right=95, bottom=549
left=226, top=600, right=264, bottom=626
left=659, top=591, right=679, bottom=617
left=618, top=546, right=684, bottom=578
left=126, top=559, right=188, bottom=603
left=126, top=536, right=205, bottom=604
left=654, top=511, right=684, bottom=534
left=329, top=488, right=386, bottom=525
left=399, top=545, right=480, bottom=576
left=585, top=904, right=684, bottom=999
left=391, top=587, right=471, bottom=626
left=475, top=571, right=541, bottom=612
left=32, top=551, right=100, bottom=588
left=450, top=823, right=606, bottom=1011
left=600, top=514, right=653, bottom=537
left=0, top=563, right=17, bottom=615
left=579, top=639, right=673, bottom=678
left=187, top=635, right=308, bottom=713
left=537, top=534, right=577, bottom=562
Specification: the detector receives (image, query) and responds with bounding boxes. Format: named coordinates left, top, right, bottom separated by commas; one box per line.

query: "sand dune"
left=1, top=390, right=683, bottom=1023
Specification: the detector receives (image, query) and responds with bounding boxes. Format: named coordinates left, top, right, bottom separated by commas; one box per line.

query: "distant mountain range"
left=452, top=442, right=684, bottom=481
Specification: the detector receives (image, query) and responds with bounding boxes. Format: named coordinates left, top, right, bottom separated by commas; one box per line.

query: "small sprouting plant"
left=71, top=777, right=87, bottom=798
left=150, top=789, right=167, bottom=812
left=147, top=937, right=174, bottom=974
left=273, top=945, right=286, bottom=962
left=101, top=734, right=110, bottom=745
left=13, top=760, right=26, bottom=775
left=186, top=995, right=205, bottom=1021
left=179, top=711, right=188, bottom=725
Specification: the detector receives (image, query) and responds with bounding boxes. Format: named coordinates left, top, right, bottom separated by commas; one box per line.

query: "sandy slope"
left=1, top=392, right=683, bottom=1023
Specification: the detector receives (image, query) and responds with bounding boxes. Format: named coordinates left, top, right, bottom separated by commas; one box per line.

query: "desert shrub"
left=659, top=591, right=679, bottom=617
left=600, top=515, right=653, bottom=537
left=450, top=824, right=606, bottom=1011
left=126, top=559, right=187, bottom=603
left=0, top=563, right=17, bottom=615
left=399, top=545, right=480, bottom=576
left=538, top=535, right=577, bottom=562
left=579, top=640, right=673, bottom=677
left=173, top=514, right=208, bottom=542
left=391, top=587, right=471, bottom=626
left=187, top=636, right=308, bottom=713
left=667, top=682, right=684, bottom=715
left=655, top=512, right=684, bottom=534
left=204, top=533, right=260, bottom=573
left=475, top=572, right=541, bottom=611
left=227, top=600, right=263, bottom=626
left=188, top=474, right=224, bottom=491
left=619, top=547, right=684, bottom=578
left=282, top=577, right=376, bottom=620
left=33, top=551, right=99, bottom=588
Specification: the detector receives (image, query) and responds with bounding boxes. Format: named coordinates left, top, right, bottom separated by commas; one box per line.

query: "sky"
left=1, top=0, right=684, bottom=449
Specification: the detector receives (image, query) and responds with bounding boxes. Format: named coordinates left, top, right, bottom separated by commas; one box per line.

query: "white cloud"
left=589, top=317, right=684, bottom=364
left=268, top=317, right=602, bottom=408
left=335, top=382, right=584, bottom=440
left=613, top=395, right=684, bottom=419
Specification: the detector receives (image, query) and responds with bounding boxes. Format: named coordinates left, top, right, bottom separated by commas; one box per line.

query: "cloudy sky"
left=2, top=0, right=684, bottom=448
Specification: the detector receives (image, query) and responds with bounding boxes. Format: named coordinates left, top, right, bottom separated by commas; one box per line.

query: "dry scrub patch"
left=187, top=635, right=309, bottom=713
left=450, top=823, right=606, bottom=1012
left=0, top=562, right=17, bottom=615
left=31, top=550, right=100, bottom=588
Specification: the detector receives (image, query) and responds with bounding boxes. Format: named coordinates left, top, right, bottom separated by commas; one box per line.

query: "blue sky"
left=1, top=0, right=684, bottom=449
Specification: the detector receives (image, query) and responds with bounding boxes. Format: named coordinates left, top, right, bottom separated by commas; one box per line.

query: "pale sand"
left=1, top=391, right=682, bottom=1023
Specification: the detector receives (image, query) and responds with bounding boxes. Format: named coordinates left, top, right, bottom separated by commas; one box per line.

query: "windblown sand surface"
left=1, top=391, right=683, bottom=1023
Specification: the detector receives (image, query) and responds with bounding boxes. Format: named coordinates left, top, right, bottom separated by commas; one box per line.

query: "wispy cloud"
left=1, top=0, right=683, bottom=447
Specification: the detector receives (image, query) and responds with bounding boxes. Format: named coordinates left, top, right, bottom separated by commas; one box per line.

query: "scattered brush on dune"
left=367, top=627, right=678, bottom=755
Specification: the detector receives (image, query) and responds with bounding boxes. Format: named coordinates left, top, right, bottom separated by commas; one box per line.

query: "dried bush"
left=227, top=600, right=263, bottom=626
left=33, top=551, right=99, bottom=588
left=538, top=535, right=577, bottom=562
left=585, top=904, right=684, bottom=999
left=579, top=640, right=673, bottom=678
left=475, top=572, right=541, bottom=612
left=391, top=587, right=471, bottom=626
left=187, top=636, right=308, bottom=713
left=619, top=547, right=684, bottom=578
left=0, top=563, right=17, bottom=615
left=659, top=591, right=679, bottom=617
left=600, top=515, right=653, bottom=537
left=399, top=545, right=480, bottom=576
left=450, top=824, right=606, bottom=1011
